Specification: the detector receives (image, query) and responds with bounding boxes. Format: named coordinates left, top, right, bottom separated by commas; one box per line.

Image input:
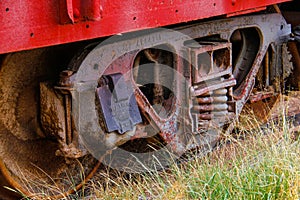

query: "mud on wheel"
left=0, top=46, right=100, bottom=198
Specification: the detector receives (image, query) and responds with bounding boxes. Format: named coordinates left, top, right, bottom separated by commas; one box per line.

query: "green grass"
left=17, top=105, right=300, bottom=200
left=87, top=117, right=300, bottom=200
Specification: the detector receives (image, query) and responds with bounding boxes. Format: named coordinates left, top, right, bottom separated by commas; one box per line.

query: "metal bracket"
left=97, top=73, right=142, bottom=134
left=59, top=0, right=101, bottom=24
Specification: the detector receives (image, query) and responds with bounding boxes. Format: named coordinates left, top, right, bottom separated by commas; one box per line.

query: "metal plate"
left=97, top=74, right=142, bottom=134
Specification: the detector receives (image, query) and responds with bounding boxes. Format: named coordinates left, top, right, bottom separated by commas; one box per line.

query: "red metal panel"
left=0, top=0, right=290, bottom=54
left=60, top=0, right=101, bottom=24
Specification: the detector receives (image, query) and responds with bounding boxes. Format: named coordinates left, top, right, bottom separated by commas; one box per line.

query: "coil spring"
left=191, top=88, right=229, bottom=131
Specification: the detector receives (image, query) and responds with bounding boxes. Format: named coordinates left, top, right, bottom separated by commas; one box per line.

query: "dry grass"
left=16, top=103, right=300, bottom=200
left=83, top=111, right=300, bottom=200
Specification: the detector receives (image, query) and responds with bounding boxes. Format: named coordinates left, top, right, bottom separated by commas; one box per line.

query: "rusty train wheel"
left=0, top=47, right=99, bottom=198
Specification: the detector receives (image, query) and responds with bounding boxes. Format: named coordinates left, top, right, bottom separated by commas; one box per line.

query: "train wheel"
left=0, top=47, right=99, bottom=198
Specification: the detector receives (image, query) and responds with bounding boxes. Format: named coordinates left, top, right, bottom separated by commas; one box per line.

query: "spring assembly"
left=191, top=87, right=230, bottom=132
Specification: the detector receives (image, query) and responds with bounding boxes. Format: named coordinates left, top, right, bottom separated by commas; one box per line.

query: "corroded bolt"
left=59, top=70, right=74, bottom=87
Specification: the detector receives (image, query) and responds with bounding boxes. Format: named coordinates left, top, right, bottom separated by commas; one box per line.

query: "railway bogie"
left=0, top=0, right=299, bottom=198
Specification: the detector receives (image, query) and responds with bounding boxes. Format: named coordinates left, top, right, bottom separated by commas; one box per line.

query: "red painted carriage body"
left=0, top=0, right=290, bottom=54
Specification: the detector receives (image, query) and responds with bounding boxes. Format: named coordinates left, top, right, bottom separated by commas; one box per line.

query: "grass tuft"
left=19, top=103, right=300, bottom=200
left=88, top=112, right=300, bottom=200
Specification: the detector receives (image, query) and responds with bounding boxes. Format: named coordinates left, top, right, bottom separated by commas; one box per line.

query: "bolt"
left=59, top=70, right=74, bottom=87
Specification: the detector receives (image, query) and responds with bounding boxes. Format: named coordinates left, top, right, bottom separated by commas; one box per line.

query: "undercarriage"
left=0, top=13, right=296, bottom=198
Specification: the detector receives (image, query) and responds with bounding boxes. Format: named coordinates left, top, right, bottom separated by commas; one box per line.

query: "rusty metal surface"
left=0, top=12, right=293, bottom=199
left=53, top=14, right=290, bottom=156
left=287, top=41, right=300, bottom=89
left=186, top=41, right=236, bottom=134
left=0, top=44, right=104, bottom=198
left=40, top=82, right=88, bottom=158
left=243, top=92, right=300, bottom=127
